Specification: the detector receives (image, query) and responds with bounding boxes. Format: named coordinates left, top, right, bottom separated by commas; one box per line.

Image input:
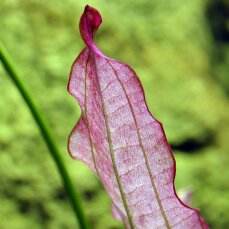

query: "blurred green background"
left=0, top=0, right=228, bottom=228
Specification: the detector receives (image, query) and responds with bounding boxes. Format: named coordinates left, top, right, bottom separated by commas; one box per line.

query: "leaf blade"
left=68, top=5, right=209, bottom=229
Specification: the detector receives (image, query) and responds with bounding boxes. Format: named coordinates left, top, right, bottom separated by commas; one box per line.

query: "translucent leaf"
left=67, top=5, right=209, bottom=229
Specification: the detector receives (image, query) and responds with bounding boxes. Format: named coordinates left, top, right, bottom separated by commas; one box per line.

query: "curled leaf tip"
left=80, top=5, right=102, bottom=52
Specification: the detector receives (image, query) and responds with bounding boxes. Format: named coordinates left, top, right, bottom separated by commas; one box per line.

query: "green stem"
left=0, top=41, right=90, bottom=229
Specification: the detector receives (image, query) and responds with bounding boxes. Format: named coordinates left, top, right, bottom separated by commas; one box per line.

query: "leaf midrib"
left=91, top=54, right=135, bottom=229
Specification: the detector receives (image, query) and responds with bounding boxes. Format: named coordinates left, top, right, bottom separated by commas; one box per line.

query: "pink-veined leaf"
left=67, top=5, right=209, bottom=229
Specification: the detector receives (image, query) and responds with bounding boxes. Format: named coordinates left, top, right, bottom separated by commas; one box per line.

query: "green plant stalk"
left=0, top=41, right=90, bottom=229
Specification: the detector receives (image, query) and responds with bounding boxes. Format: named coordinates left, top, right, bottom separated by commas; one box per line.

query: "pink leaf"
left=67, top=5, right=209, bottom=229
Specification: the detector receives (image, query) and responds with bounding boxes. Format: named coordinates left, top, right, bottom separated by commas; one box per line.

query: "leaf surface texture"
left=68, top=5, right=209, bottom=229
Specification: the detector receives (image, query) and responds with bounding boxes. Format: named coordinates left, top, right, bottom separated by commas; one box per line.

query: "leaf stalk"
left=0, top=41, right=90, bottom=229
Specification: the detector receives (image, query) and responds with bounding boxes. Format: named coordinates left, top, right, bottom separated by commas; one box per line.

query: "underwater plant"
left=68, top=5, right=208, bottom=229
